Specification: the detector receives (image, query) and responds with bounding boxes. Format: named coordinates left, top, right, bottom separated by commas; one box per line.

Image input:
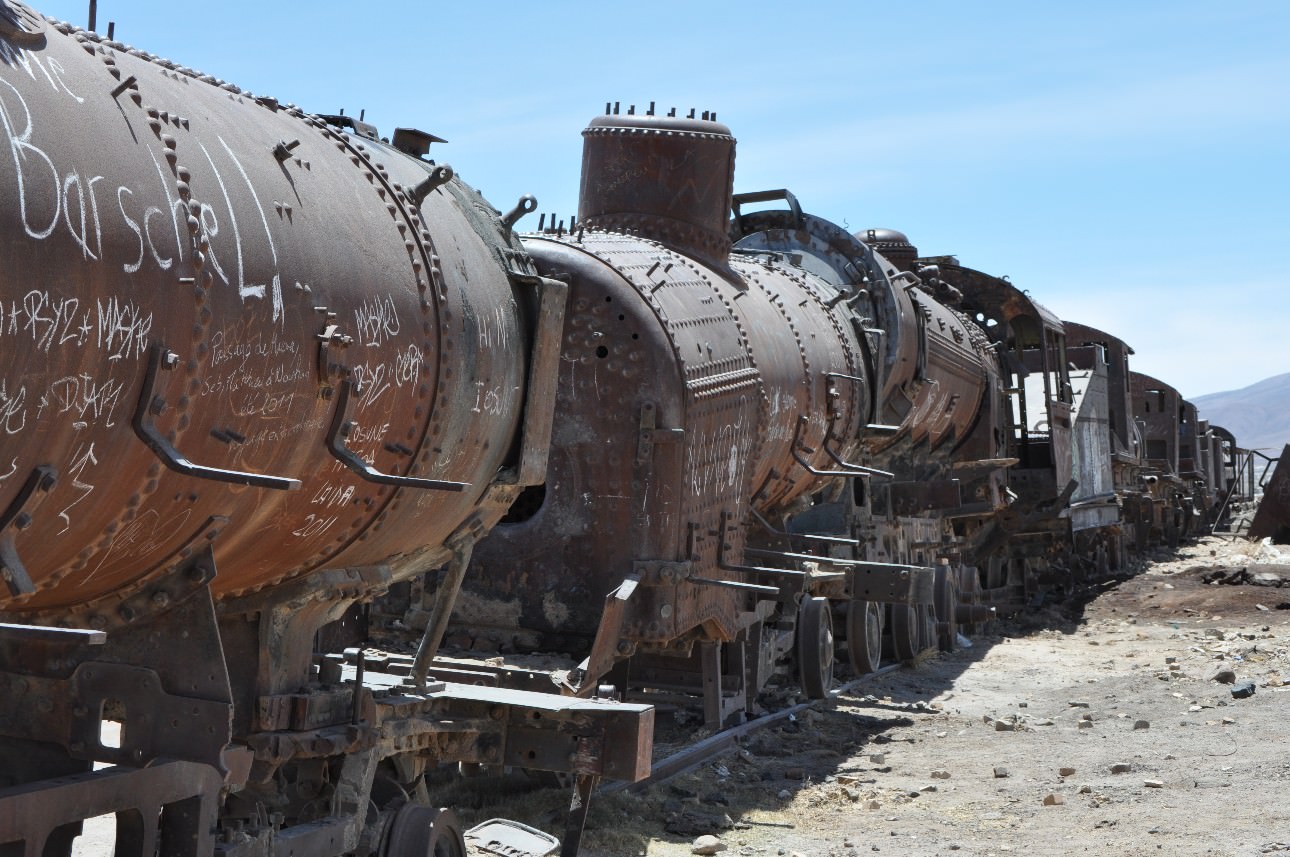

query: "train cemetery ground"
left=437, top=534, right=1290, bottom=857
left=65, top=534, right=1290, bottom=856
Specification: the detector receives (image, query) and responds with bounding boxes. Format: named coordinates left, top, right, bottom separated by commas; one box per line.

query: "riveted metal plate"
left=0, top=1, right=45, bottom=44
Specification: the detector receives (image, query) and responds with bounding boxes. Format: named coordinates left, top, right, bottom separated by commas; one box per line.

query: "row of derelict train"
left=0, top=4, right=1254, bottom=855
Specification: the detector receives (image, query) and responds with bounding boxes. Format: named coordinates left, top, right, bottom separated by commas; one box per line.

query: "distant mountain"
left=1193, top=373, right=1290, bottom=455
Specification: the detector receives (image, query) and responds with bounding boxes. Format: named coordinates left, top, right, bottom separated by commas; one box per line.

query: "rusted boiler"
left=0, top=7, right=649, bottom=857
left=452, top=109, right=881, bottom=723
left=0, top=8, right=537, bottom=614
left=730, top=221, right=1007, bottom=660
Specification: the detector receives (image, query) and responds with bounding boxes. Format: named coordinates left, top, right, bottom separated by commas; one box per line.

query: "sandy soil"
left=560, top=535, right=1290, bottom=857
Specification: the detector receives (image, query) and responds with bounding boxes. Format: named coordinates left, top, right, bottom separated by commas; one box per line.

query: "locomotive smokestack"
left=578, top=110, right=736, bottom=268
left=858, top=228, right=920, bottom=272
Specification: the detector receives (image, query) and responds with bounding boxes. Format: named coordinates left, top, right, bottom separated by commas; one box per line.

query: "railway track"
left=605, top=663, right=905, bottom=795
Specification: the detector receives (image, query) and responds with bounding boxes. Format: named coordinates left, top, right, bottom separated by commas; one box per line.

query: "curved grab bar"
left=133, top=345, right=301, bottom=490
left=325, top=378, right=468, bottom=492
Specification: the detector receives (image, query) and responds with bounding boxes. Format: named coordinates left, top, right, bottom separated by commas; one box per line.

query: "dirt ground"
left=69, top=534, right=1290, bottom=856
left=549, top=534, right=1290, bottom=857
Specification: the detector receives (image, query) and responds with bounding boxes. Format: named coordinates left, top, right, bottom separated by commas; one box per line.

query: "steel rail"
left=601, top=662, right=905, bottom=795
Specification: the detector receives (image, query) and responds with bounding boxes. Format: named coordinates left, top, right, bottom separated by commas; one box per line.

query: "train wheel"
left=846, top=600, right=883, bottom=675
left=933, top=566, right=959, bottom=653
left=985, top=554, right=1006, bottom=590
left=917, top=603, right=937, bottom=653
left=956, top=564, right=986, bottom=636
left=890, top=604, right=919, bottom=662
left=797, top=596, right=834, bottom=699
left=383, top=805, right=466, bottom=857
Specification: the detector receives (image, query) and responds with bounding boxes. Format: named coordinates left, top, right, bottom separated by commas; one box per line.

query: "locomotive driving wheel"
left=797, top=596, right=834, bottom=699
left=916, top=603, right=937, bottom=654
left=382, top=805, right=466, bottom=857
left=890, top=603, right=919, bottom=662
left=933, top=565, right=960, bottom=653
left=846, top=599, right=883, bottom=675
left=1095, top=541, right=1110, bottom=578
left=957, top=564, right=986, bottom=636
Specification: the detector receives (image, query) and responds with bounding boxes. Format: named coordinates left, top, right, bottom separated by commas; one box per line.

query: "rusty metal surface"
left=463, top=232, right=764, bottom=652
left=1065, top=353, right=1117, bottom=532
left=842, top=233, right=1007, bottom=487
left=1130, top=371, right=1182, bottom=476
left=1248, top=445, right=1290, bottom=541
left=0, top=20, right=530, bottom=617
left=932, top=257, right=1074, bottom=499
left=579, top=108, right=734, bottom=268
left=1179, top=400, right=1201, bottom=476
left=729, top=252, right=869, bottom=511
left=734, top=213, right=1007, bottom=525
left=1209, top=424, right=1239, bottom=502
left=0, top=759, right=222, bottom=857
left=1064, top=321, right=1138, bottom=465
left=461, top=113, right=879, bottom=692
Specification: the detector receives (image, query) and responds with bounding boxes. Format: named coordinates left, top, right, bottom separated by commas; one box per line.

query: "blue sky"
left=33, top=0, right=1289, bottom=398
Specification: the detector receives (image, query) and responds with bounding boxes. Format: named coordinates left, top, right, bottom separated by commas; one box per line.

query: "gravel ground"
left=67, top=535, right=1290, bottom=857
left=560, top=535, right=1290, bottom=857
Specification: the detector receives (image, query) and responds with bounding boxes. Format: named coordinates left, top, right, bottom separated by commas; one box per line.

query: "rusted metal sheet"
left=849, top=563, right=934, bottom=605
left=463, top=230, right=765, bottom=652
left=1131, top=371, right=1182, bottom=476
left=1178, top=400, right=1202, bottom=483
left=579, top=107, right=734, bottom=269
left=461, top=112, right=874, bottom=692
left=0, top=16, right=531, bottom=621
left=855, top=235, right=1000, bottom=466
left=1066, top=359, right=1118, bottom=532
left=1248, top=445, right=1290, bottom=541
left=0, top=760, right=223, bottom=857
left=887, top=480, right=963, bottom=515
left=1064, top=321, right=1138, bottom=466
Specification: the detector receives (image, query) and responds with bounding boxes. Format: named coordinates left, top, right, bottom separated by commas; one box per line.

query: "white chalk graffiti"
left=292, top=513, right=337, bottom=540
left=0, top=68, right=289, bottom=320
left=200, top=361, right=310, bottom=398
left=393, top=345, right=423, bottom=386
left=471, top=381, right=506, bottom=416
left=0, top=379, right=25, bottom=435
left=1, top=290, right=152, bottom=364
left=37, top=373, right=124, bottom=429
left=355, top=295, right=401, bottom=347
left=217, top=136, right=283, bottom=322
left=58, top=442, right=97, bottom=534
left=348, top=422, right=390, bottom=446
left=0, top=43, right=83, bottom=103
left=20, top=290, right=82, bottom=351
left=95, top=295, right=153, bottom=360
left=478, top=303, right=513, bottom=351
left=687, top=411, right=753, bottom=498
left=350, top=362, right=391, bottom=411
left=0, top=77, right=60, bottom=240
left=312, top=481, right=356, bottom=509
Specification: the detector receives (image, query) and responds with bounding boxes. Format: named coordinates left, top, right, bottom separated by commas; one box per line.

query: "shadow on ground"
left=426, top=545, right=1209, bottom=855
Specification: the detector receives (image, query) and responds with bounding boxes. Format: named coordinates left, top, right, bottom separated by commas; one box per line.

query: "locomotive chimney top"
left=578, top=109, right=736, bottom=267
left=858, top=227, right=920, bottom=272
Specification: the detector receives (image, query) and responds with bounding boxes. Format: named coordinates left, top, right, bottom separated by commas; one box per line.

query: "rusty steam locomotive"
left=0, top=3, right=1242, bottom=855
